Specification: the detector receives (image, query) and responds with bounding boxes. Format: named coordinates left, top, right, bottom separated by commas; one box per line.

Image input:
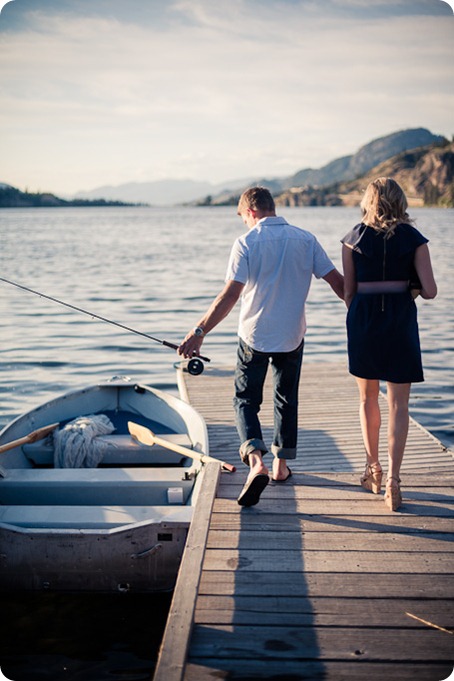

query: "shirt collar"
left=256, top=216, right=288, bottom=227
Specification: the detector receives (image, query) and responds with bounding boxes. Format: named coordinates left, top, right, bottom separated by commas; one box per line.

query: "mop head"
left=54, top=414, right=115, bottom=468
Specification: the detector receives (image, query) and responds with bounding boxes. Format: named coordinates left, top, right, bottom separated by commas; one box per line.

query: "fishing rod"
left=0, top=276, right=210, bottom=375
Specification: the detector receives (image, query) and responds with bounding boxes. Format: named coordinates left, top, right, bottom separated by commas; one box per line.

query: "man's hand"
left=178, top=332, right=204, bottom=359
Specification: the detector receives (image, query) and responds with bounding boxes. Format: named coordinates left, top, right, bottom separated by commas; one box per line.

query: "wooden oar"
left=0, top=423, right=59, bottom=454
left=127, top=421, right=236, bottom=473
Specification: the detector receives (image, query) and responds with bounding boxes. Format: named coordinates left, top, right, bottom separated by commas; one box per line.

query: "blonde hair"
left=360, top=177, right=412, bottom=238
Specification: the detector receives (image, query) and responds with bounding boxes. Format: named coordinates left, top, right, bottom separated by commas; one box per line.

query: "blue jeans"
left=233, top=338, right=305, bottom=466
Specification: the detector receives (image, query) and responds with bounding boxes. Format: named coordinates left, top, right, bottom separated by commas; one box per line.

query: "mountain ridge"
left=72, top=128, right=448, bottom=206
left=275, top=141, right=454, bottom=208
left=285, top=128, right=446, bottom=189
left=2, top=128, right=451, bottom=208
left=73, top=177, right=254, bottom=207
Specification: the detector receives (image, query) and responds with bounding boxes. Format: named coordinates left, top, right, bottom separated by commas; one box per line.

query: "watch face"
left=194, top=326, right=204, bottom=336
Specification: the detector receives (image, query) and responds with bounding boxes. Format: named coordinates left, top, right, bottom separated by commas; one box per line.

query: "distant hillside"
left=75, top=129, right=446, bottom=207
left=198, top=128, right=448, bottom=207
left=337, top=140, right=454, bottom=207
left=74, top=177, right=253, bottom=206
left=275, top=140, right=454, bottom=208
left=285, top=128, right=446, bottom=188
left=0, top=184, right=137, bottom=208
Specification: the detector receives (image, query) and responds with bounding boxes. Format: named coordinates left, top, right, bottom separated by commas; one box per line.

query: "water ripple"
left=0, top=205, right=452, bottom=448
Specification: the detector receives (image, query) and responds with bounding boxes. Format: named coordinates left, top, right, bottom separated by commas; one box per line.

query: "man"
left=179, top=187, right=343, bottom=507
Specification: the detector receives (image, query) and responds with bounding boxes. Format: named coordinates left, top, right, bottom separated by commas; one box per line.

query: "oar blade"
left=28, top=422, right=60, bottom=443
left=127, top=421, right=155, bottom=447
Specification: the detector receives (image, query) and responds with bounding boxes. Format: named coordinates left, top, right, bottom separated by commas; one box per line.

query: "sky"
left=0, top=0, right=453, bottom=196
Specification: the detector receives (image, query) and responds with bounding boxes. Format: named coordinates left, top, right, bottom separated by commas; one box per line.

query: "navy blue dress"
left=341, top=223, right=428, bottom=383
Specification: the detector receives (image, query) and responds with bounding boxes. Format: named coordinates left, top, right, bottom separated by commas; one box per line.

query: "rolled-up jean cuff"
left=239, top=438, right=268, bottom=466
left=271, top=444, right=297, bottom=460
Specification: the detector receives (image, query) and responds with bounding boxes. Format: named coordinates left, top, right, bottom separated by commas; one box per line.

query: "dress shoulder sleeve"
left=394, top=223, right=429, bottom=256
left=340, top=223, right=368, bottom=252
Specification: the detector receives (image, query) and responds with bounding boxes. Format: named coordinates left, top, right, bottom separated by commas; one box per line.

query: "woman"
left=341, top=178, right=437, bottom=511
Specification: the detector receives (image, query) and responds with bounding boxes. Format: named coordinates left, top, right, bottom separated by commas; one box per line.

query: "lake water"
left=0, top=205, right=452, bottom=680
left=1, top=205, right=452, bottom=446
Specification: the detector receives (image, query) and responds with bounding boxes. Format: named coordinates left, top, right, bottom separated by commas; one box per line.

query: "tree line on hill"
left=0, top=185, right=138, bottom=208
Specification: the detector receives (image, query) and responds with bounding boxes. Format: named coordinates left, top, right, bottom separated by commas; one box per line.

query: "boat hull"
left=1, top=518, right=190, bottom=592
left=0, top=377, right=208, bottom=592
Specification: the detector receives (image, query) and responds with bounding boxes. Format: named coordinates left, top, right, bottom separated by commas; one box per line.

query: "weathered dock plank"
left=202, top=548, right=454, bottom=573
left=188, top=625, right=451, bottom=661
left=212, top=497, right=453, bottom=516
left=207, top=514, right=454, bottom=533
left=198, top=571, right=454, bottom=599
left=206, top=530, right=453, bottom=552
left=194, top=596, right=454, bottom=627
left=154, top=364, right=453, bottom=681
left=184, top=661, right=451, bottom=681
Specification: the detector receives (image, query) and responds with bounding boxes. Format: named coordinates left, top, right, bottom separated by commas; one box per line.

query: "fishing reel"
left=187, top=358, right=205, bottom=375
left=174, top=357, right=206, bottom=375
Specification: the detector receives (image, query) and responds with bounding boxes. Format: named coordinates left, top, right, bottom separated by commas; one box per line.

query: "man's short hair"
left=238, top=186, right=275, bottom=213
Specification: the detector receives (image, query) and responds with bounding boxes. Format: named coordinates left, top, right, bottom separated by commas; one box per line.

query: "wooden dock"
left=154, top=363, right=454, bottom=681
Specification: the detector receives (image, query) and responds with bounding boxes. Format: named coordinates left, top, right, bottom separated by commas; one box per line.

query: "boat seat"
left=0, top=467, right=196, bottom=506
left=23, top=433, right=193, bottom=467
left=0, top=504, right=193, bottom=529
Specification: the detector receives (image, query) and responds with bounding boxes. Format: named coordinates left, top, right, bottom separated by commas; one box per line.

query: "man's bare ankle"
left=248, top=450, right=268, bottom=476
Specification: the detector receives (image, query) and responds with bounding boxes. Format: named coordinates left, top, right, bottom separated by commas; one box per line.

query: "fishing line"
left=0, top=276, right=210, bottom=371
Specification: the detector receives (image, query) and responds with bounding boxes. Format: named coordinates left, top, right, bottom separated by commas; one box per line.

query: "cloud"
left=0, top=0, right=452, bottom=193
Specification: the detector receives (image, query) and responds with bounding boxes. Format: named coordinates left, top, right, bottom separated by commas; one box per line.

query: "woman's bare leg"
left=356, top=377, right=383, bottom=493
left=386, top=382, right=411, bottom=480
left=356, top=378, right=381, bottom=466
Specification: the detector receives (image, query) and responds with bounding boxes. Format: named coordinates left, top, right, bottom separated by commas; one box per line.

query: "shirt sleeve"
left=313, top=237, right=335, bottom=279
left=225, top=237, right=249, bottom=284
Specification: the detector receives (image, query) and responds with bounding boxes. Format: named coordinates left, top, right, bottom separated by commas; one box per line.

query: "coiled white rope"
left=54, top=414, right=114, bottom=468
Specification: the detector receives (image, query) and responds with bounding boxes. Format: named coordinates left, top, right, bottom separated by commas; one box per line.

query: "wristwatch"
left=193, top=326, right=205, bottom=337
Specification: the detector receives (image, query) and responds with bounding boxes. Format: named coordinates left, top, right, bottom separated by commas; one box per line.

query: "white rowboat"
left=0, top=376, right=209, bottom=593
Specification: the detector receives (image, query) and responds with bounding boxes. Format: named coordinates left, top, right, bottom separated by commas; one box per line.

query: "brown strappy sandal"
left=384, top=476, right=402, bottom=511
left=360, top=462, right=383, bottom=494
